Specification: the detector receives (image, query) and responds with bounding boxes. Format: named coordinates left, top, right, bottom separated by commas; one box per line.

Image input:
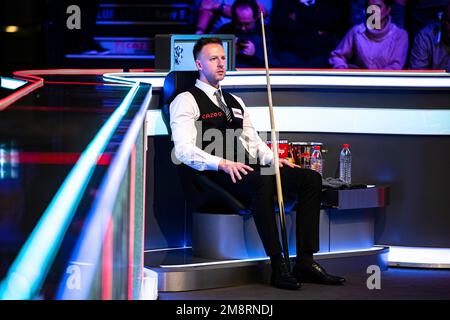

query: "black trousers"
left=204, top=166, right=322, bottom=257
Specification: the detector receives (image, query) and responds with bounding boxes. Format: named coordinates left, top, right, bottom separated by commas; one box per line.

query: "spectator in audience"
left=329, top=0, right=408, bottom=70
left=409, top=2, right=450, bottom=70
left=217, top=0, right=278, bottom=67
left=271, top=0, right=351, bottom=68
left=409, top=0, right=449, bottom=37
left=351, top=0, right=407, bottom=28
left=194, top=0, right=271, bottom=34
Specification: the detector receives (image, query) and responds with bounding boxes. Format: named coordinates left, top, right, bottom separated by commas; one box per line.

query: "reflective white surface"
left=104, top=70, right=450, bottom=89
left=387, top=246, right=450, bottom=267
left=146, top=107, right=450, bottom=136
left=103, top=70, right=450, bottom=136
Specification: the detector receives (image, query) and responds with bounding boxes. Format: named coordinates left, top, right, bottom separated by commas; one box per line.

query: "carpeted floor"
left=159, top=267, right=450, bottom=300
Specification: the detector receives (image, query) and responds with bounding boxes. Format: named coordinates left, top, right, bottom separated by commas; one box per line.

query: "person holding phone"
left=217, top=0, right=279, bottom=67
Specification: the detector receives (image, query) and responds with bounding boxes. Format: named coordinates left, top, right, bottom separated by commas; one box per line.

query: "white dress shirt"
left=170, top=79, right=274, bottom=171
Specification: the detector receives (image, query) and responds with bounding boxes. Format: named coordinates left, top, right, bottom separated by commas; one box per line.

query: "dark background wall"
left=0, top=0, right=197, bottom=72
left=146, top=133, right=450, bottom=248
left=144, top=82, right=450, bottom=250
left=145, top=132, right=450, bottom=250
left=0, top=0, right=47, bottom=72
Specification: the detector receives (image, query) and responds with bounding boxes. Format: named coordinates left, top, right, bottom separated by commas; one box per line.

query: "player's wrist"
left=218, top=159, right=227, bottom=170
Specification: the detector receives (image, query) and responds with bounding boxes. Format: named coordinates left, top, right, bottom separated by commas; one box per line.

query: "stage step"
left=98, top=3, right=192, bottom=23
left=62, top=1, right=197, bottom=67
left=145, top=246, right=389, bottom=292
left=62, top=55, right=154, bottom=69
left=95, top=2, right=195, bottom=36
left=64, top=36, right=155, bottom=68
left=94, top=37, right=153, bottom=55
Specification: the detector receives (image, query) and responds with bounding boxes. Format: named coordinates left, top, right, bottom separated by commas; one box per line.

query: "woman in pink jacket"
left=329, top=0, right=408, bottom=69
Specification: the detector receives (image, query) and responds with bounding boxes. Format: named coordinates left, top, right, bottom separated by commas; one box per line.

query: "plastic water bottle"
left=310, top=146, right=323, bottom=176
left=339, top=144, right=352, bottom=184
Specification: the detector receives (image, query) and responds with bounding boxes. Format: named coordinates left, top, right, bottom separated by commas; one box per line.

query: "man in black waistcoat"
left=169, top=37, right=345, bottom=290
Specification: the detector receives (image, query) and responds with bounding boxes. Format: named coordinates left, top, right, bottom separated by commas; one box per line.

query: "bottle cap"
left=343, top=143, right=350, bottom=148
left=314, top=146, right=320, bottom=150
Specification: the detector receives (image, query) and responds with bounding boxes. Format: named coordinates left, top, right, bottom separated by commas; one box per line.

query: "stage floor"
left=158, top=266, right=450, bottom=300
left=144, top=246, right=389, bottom=292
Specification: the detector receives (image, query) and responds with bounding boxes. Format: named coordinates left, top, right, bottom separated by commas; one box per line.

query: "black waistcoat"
left=188, top=86, right=258, bottom=165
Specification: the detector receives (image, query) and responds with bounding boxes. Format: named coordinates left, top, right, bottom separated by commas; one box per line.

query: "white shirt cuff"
left=207, top=156, right=223, bottom=171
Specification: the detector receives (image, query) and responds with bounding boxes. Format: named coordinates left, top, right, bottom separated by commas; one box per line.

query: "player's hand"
left=200, top=0, right=221, bottom=11
left=278, top=158, right=300, bottom=169
left=240, top=40, right=256, bottom=56
left=218, top=159, right=254, bottom=183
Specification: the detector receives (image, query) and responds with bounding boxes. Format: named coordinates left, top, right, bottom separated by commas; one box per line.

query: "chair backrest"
left=161, top=70, right=199, bottom=134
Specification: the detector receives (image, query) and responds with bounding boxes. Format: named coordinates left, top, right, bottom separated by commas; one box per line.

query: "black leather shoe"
left=293, top=261, right=346, bottom=285
left=270, top=261, right=302, bottom=290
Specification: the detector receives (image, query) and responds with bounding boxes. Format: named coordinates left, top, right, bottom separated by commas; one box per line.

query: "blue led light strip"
left=0, top=84, right=139, bottom=300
